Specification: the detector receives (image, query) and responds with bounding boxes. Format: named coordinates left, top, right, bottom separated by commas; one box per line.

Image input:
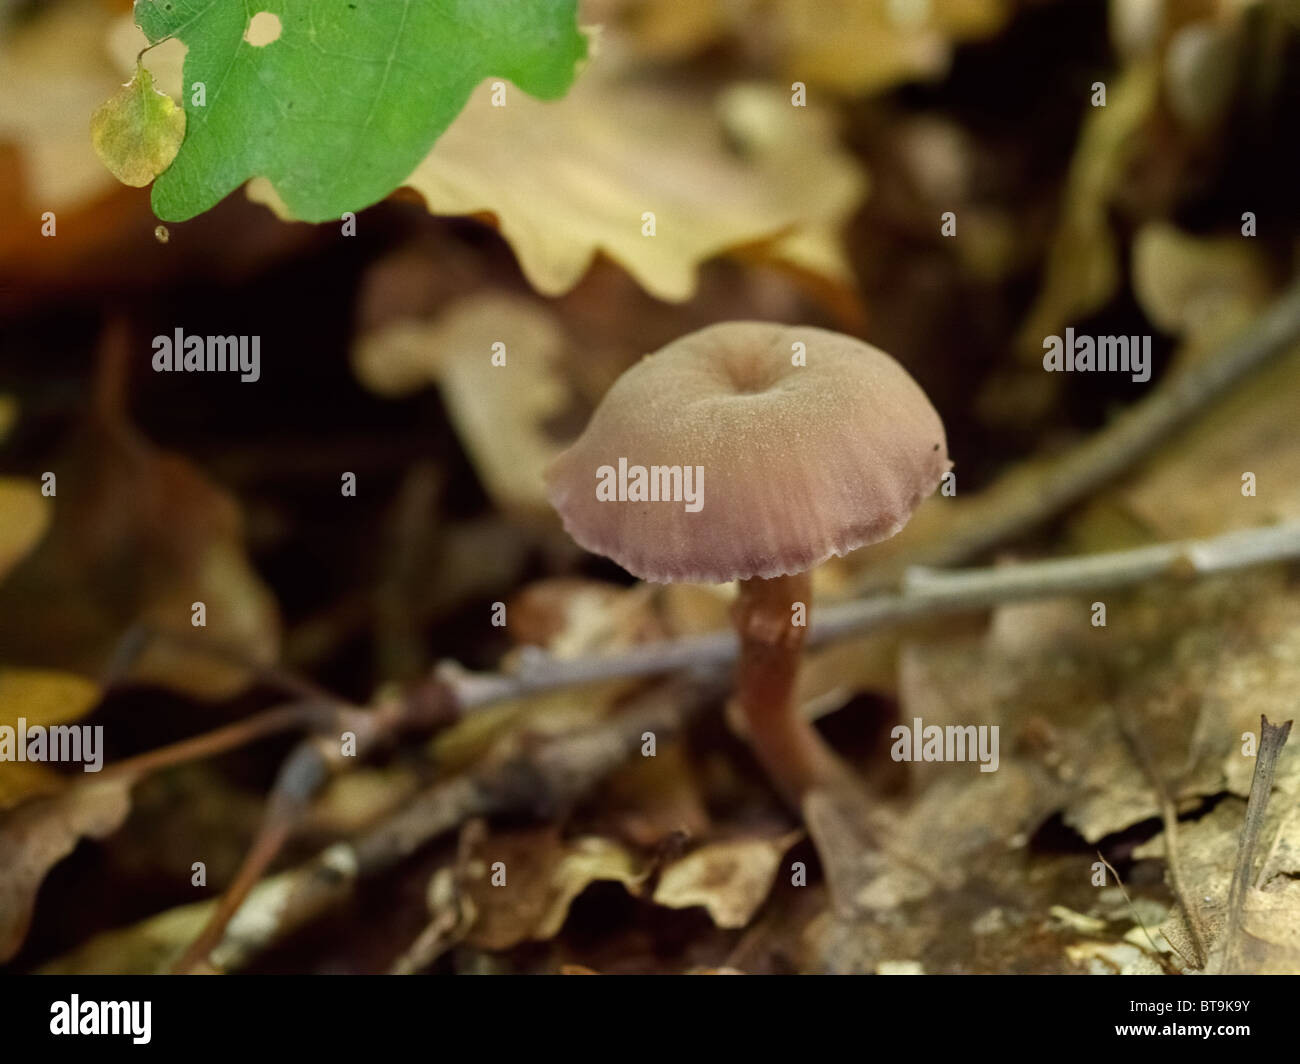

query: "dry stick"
left=169, top=689, right=456, bottom=974
left=1095, top=851, right=1184, bottom=974
left=98, top=700, right=333, bottom=784
left=1110, top=712, right=1211, bottom=970
left=440, top=521, right=1300, bottom=708
left=101, top=623, right=456, bottom=974
left=177, top=812, right=296, bottom=975
left=98, top=621, right=367, bottom=788
left=873, top=274, right=1300, bottom=578
left=192, top=677, right=723, bottom=974
left=170, top=740, right=330, bottom=974
left=103, top=622, right=341, bottom=705
left=1221, top=715, right=1294, bottom=974
left=90, top=524, right=1300, bottom=797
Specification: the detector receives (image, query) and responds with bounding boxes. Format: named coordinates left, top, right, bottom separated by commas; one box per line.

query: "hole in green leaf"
left=244, top=12, right=282, bottom=47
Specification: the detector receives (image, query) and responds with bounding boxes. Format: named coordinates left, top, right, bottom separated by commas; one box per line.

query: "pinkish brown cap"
left=545, top=321, right=950, bottom=583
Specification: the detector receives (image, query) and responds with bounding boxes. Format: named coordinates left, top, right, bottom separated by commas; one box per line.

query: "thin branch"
left=1095, top=851, right=1181, bottom=974
left=169, top=691, right=457, bottom=973
left=98, top=700, right=334, bottom=784
left=32, top=678, right=717, bottom=974
left=437, top=521, right=1300, bottom=709
left=1221, top=714, right=1293, bottom=974
left=1112, top=714, right=1211, bottom=970
left=103, top=623, right=340, bottom=705
left=93, top=522, right=1300, bottom=795
left=169, top=740, right=329, bottom=974
left=866, top=275, right=1300, bottom=581
left=192, top=676, right=722, bottom=974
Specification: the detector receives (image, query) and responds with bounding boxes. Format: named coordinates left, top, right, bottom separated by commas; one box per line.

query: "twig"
left=103, top=623, right=340, bottom=705
left=865, top=275, right=1300, bottom=581
left=98, top=700, right=334, bottom=784
left=190, top=676, right=722, bottom=974
left=1095, top=851, right=1182, bottom=974
left=91, top=523, right=1300, bottom=798
left=1112, top=709, right=1211, bottom=969
left=1221, top=714, right=1293, bottom=974
left=169, top=689, right=457, bottom=973
left=169, top=739, right=330, bottom=974
left=35, top=678, right=716, bottom=974
left=437, top=521, right=1300, bottom=708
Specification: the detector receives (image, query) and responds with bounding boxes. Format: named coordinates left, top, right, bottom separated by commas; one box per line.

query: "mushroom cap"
left=545, top=321, right=950, bottom=583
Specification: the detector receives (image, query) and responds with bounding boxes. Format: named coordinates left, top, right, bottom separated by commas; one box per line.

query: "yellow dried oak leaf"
left=90, top=63, right=185, bottom=188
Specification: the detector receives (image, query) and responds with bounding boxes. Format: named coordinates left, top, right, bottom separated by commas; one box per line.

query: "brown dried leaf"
left=1235, top=882, right=1300, bottom=974
left=595, top=742, right=711, bottom=848
left=463, top=826, right=650, bottom=950
left=897, top=573, right=1300, bottom=846
left=1016, top=62, right=1160, bottom=356
left=0, top=778, right=132, bottom=962
left=508, top=579, right=661, bottom=656
left=652, top=830, right=802, bottom=928
left=352, top=294, right=572, bottom=517
left=1131, top=223, right=1271, bottom=352
left=301, top=71, right=866, bottom=301
left=0, top=420, right=280, bottom=699
left=598, top=0, right=1009, bottom=94
left=764, top=0, right=1009, bottom=94
left=429, top=579, right=661, bottom=771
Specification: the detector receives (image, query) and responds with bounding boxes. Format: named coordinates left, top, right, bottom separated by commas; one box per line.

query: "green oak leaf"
left=132, top=0, right=586, bottom=222
left=90, top=63, right=186, bottom=188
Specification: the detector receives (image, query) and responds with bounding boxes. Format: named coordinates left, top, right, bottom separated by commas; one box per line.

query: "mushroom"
left=545, top=321, right=950, bottom=810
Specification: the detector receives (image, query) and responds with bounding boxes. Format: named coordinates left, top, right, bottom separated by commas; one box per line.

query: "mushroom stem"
left=732, top=572, right=847, bottom=806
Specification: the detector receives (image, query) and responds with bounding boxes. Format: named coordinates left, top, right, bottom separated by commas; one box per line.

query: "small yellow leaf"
left=0, top=668, right=101, bottom=731
left=0, top=667, right=103, bottom=809
left=90, top=63, right=185, bottom=188
left=0, top=478, right=50, bottom=584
